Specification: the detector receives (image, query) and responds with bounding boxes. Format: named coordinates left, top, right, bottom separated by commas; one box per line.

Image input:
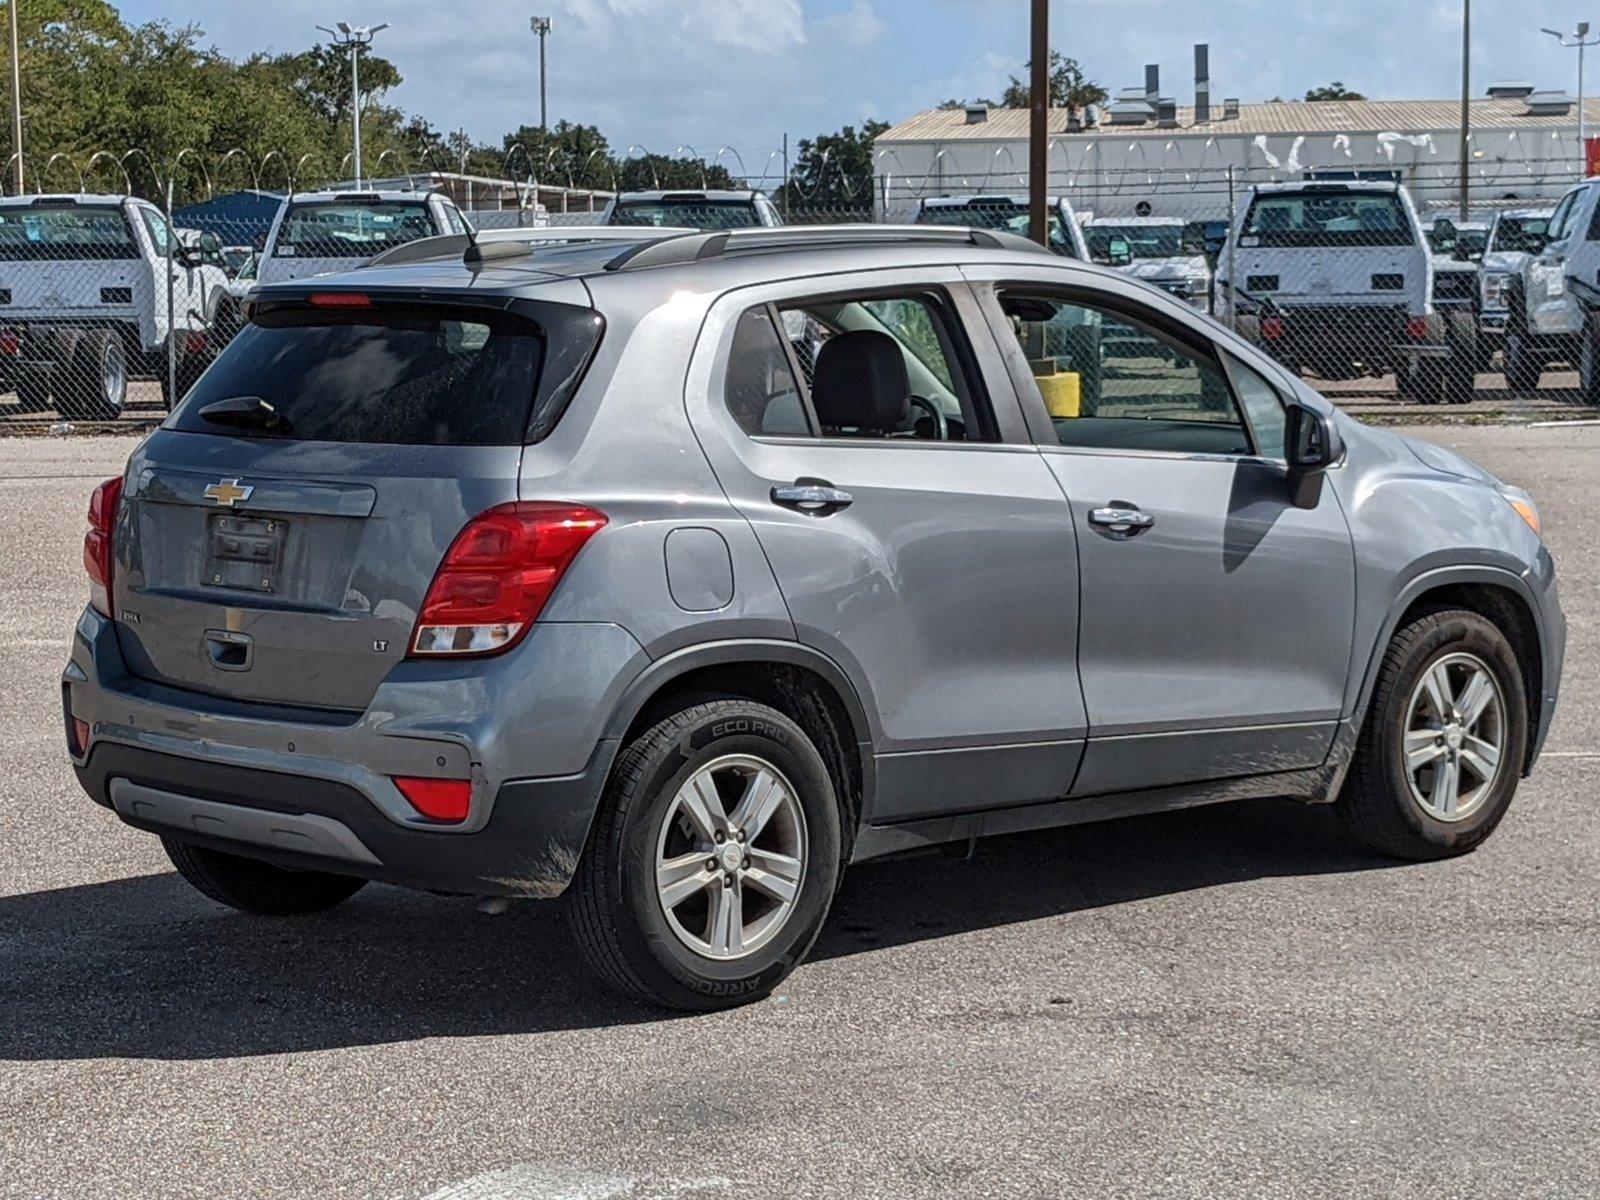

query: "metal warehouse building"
left=873, top=54, right=1600, bottom=220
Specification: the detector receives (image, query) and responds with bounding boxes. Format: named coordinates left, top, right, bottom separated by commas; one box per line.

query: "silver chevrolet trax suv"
left=64, top=225, right=1565, bottom=1010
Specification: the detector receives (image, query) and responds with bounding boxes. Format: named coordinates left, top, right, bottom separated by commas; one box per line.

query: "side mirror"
left=1107, top=237, right=1133, bottom=267
left=174, top=244, right=203, bottom=268
left=1283, top=402, right=1341, bottom=508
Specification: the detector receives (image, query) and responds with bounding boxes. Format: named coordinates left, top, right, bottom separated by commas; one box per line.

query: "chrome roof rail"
left=603, top=224, right=1053, bottom=271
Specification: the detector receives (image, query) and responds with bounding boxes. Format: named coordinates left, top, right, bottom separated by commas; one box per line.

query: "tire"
left=41, top=327, right=82, bottom=414
left=58, top=329, right=127, bottom=421
left=14, top=369, right=51, bottom=413
left=567, top=699, right=843, bottom=1011
left=1503, top=325, right=1544, bottom=392
left=159, top=344, right=207, bottom=409
left=162, top=836, right=367, bottom=915
left=1579, top=315, right=1600, bottom=405
left=212, top=299, right=243, bottom=347
left=1398, top=356, right=1442, bottom=404
left=1336, top=609, right=1528, bottom=861
left=1442, top=311, right=1478, bottom=405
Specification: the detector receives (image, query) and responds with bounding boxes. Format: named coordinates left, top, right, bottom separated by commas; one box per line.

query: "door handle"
left=772, top=480, right=853, bottom=515
left=1088, top=504, right=1155, bottom=537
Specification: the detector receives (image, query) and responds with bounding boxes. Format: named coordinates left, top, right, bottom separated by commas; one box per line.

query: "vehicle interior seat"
left=810, top=329, right=910, bottom=437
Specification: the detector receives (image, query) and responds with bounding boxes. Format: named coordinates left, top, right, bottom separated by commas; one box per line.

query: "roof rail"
left=604, top=224, right=1052, bottom=271
left=366, top=226, right=702, bottom=270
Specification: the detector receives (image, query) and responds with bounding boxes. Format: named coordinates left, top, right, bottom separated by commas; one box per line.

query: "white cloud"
left=817, top=1, right=888, bottom=51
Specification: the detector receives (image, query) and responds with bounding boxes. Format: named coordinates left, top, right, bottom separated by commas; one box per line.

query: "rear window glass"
left=167, top=304, right=544, bottom=445
left=273, top=202, right=435, bottom=258
left=1242, top=191, right=1414, bottom=247
left=611, top=199, right=761, bottom=229
left=917, top=202, right=1078, bottom=257
left=1087, top=223, right=1185, bottom=260
left=0, top=204, right=138, bottom=260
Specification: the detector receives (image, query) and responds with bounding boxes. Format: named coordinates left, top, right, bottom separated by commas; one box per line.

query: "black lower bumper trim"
left=75, top=741, right=616, bottom=898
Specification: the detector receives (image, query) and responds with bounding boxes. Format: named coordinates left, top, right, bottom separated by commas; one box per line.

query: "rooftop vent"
left=1194, top=43, right=1211, bottom=124
left=1223, top=97, right=1241, bottom=120
left=1083, top=103, right=1101, bottom=128
left=1525, top=90, right=1575, bottom=116
left=1487, top=81, right=1535, bottom=99
left=963, top=104, right=988, bottom=125
left=1157, top=98, right=1179, bottom=128
left=1145, top=63, right=1160, bottom=105
left=1108, top=100, right=1154, bottom=126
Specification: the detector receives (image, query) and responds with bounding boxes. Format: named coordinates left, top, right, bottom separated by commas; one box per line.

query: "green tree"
left=1000, top=52, right=1108, bottom=109
left=780, top=120, right=888, bottom=210
left=1304, top=81, right=1365, bottom=101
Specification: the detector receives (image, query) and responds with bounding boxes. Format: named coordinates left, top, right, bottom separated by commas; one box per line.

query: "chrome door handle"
left=772, top=481, right=853, bottom=515
left=1088, top=505, right=1154, bottom=536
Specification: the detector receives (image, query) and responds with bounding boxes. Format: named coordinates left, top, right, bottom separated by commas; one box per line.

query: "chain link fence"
left=2, top=149, right=1595, bottom=432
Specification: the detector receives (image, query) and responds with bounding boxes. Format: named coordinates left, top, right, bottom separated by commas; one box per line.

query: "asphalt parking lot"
left=1, top=426, right=1595, bottom=1200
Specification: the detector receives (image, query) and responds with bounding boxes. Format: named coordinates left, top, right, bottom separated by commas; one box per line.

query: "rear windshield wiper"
left=196, top=395, right=292, bottom=433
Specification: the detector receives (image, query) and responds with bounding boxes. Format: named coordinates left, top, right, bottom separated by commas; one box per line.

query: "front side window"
left=721, top=290, right=992, bottom=442
left=273, top=201, right=434, bottom=258
left=998, top=290, right=1254, bottom=457
left=0, top=204, right=140, bottom=261
left=139, top=208, right=171, bottom=257
left=1546, top=191, right=1579, bottom=244
left=1491, top=216, right=1550, bottom=253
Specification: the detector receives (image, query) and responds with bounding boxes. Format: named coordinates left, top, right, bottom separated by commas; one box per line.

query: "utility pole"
left=532, top=16, right=552, bottom=130
left=1458, top=0, right=1470, bottom=220
left=1544, top=23, right=1600, bottom=177
left=1028, top=0, right=1048, bottom=246
left=317, top=22, right=389, bottom=188
left=8, top=0, right=22, bottom=193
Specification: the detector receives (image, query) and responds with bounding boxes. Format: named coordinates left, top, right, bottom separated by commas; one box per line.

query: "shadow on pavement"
left=0, top=797, right=1390, bottom=1061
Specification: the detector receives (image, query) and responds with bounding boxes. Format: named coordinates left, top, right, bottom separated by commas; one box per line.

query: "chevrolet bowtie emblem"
left=202, top=478, right=253, bottom=507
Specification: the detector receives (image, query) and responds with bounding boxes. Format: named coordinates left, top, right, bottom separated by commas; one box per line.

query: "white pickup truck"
left=256, top=190, right=471, bottom=287
left=1477, top=207, right=1552, bottom=354
left=1084, top=216, right=1212, bottom=309
left=0, top=193, right=229, bottom=418
left=1502, top=178, right=1600, bottom=402
left=913, top=195, right=1091, bottom=258
left=1213, top=181, right=1474, bottom=404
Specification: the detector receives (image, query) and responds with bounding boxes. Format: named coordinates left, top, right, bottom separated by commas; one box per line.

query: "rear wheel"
left=1442, top=312, right=1478, bottom=405
left=162, top=837, right=367, bottom=915
left=1579, top=314, right=1600, bottom=405
left=1336, top=609, right=1527, bottom=861
left=58, top=329, right=127, bottom=421
left=568, top=699, right=842, bottom=1010
left=1503, top=325, right=1544, bottom=392
left=159, top=343, right=207, bottom=409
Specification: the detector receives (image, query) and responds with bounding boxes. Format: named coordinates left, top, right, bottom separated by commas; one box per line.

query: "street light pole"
left=1458, top=0, right=1470, bottom=221
left=1543, top=22, right=1600, bottom=177
left=1028, top=0, right=1048, bottom=247
left=8, top=0, right=22, bottom=193
left=317, top=22, right=390, bottom=188
left=531, top=17, right=552, bottom=131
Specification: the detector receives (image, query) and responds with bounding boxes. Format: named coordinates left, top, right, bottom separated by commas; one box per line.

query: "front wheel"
left=567, top=699, right=842, bottom=1010
left=1336, top=609, right=1528, bottom=861
left=1579, top=314, right=1600, bottom=405
left=162, top=837, right=368, bottom=914
left=1503, top=326, right=1544, bottom=392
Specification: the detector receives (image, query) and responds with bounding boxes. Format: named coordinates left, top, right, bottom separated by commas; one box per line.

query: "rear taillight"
left=1406, top=314, right=1432, bottom=340
left=83, top=476, right=123, bottom=617
left=409, top=502, right=607, bottom=657
left=1261, top=315, right=1285, bottom=340
left=183, top=330, right=208, bottom=355
left=392, top=776, right=472, bottom=823
left=69, top=716, right=91, bottom=757
left=0, top=330, right=18, bottom=356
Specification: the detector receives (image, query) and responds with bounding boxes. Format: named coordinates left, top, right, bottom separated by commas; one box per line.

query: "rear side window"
left=169, top=303, right=554, bottom=445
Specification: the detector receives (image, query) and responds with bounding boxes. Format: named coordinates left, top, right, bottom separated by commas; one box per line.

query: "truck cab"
left=1083, top=216, right=1211, bottom=309
left=0, top=192, right=230, bottom=418
left=1213, top=181, right=1474, bottom=404
left=256, top=190, right=471, bottom=287
left=1503, top=180, right=1600, bottom=399
left=913, top=195, right=1090, bottom=259
left=602, top=190, right=783, bottom=230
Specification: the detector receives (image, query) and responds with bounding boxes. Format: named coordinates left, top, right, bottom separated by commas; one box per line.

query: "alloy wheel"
left=1402, top=651, right=1507, bottom=822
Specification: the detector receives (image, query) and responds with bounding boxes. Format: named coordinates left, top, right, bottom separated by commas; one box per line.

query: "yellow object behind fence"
left=1035, top=370, right=1081, bottom=419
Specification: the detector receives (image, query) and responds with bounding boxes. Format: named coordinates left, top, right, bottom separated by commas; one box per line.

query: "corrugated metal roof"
left=877, top=96, right=1600, bottom=142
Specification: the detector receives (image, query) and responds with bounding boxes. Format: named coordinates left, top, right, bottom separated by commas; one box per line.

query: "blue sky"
left=117, top=0, right=1600, bottom=164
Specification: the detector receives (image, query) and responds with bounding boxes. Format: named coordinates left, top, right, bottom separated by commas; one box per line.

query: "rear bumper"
left=1262, top=303, right=1431, bottom=365
left=62, top=605, right=647, bottom=897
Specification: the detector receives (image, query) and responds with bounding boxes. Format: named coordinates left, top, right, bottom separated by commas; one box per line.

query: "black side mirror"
left=1283, top=402, right=1341, bottom=508
left=174, top=245, right=202, bottom=268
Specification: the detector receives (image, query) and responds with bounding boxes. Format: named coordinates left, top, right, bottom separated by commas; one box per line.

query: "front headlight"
left=1500, top=485, right=1542, bottom=537
left=1482, top=272, right=1509, bottom=309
